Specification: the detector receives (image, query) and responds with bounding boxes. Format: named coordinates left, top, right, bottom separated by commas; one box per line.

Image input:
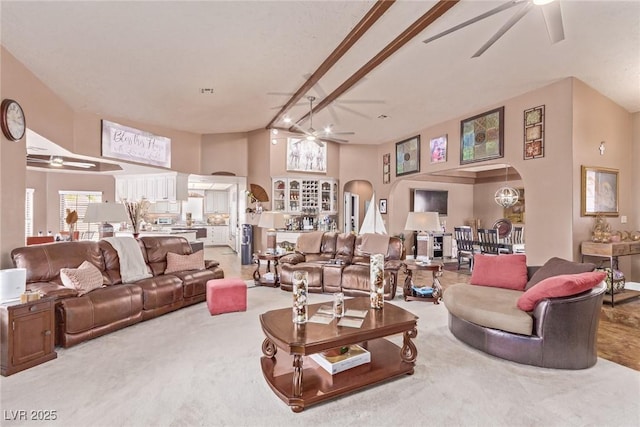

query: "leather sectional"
left=11, top=236, right=224, bottom=348
left=279, top=232, right=404, bottom=299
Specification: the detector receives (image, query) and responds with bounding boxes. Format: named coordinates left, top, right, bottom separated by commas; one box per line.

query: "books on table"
left=310, top=344, right=371, bottom=375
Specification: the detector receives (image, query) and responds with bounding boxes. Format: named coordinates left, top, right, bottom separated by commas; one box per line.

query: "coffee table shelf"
left=261, top=338, right=413, bottom=410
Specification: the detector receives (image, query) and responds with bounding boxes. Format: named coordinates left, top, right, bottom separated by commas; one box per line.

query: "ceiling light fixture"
left=494, top=165, right=519, bottom=208
left=50, top=156, right=64, bottom=167
left=283, top=116, right=291, bottom=124
left=271, top=129, right=278, bottom=135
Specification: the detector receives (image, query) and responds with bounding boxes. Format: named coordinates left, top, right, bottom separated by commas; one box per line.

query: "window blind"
left=59, top=191, right=102, bottom=239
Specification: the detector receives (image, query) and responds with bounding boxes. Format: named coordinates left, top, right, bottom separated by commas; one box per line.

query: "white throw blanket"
left=103, top=237, right=152, bottom=283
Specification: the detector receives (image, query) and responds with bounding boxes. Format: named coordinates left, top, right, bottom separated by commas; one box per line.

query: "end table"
left=402, top=261, right=443, bottom=304
left=253, top=252, right=284, bottom=287
left=1, top=297, right=57, bottom=376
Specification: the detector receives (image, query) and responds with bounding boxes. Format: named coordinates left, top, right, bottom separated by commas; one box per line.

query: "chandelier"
left=494, top=166, right=519, bottom=208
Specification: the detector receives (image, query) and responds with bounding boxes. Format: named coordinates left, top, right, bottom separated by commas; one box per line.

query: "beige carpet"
left=1, top=287, right=638, bottom=427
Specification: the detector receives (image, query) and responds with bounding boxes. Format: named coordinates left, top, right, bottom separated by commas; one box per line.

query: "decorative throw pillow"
left=470, top=254, right=528, bottom=290
left=525, top=257, right=595, bottom=290
left=517, top=271, right=606, bottom=311
left=165, top=251, right=204, bottom=274
left=60, top=260, right=104, bottom=296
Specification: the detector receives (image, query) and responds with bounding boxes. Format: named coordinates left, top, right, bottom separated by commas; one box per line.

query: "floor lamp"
left=84, top=202, right=129, bottom=239
left=404, top=211, right=441, bottom=263
left=258, top=211, right=285, bottom=254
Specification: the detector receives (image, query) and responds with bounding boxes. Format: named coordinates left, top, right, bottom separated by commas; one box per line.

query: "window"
left=25, top=188, right=34, bottom=237
left=59, top=191, right=102, bottom=239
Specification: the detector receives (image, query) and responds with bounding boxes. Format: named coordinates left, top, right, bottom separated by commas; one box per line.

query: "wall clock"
left=1, top=99, right=26, bottom=142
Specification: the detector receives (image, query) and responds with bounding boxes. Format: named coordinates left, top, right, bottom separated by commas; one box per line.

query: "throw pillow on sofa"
left=60, top=260, right=104, bottom=296
left=525, top=257, right=596, bottom=290
left=517, top=271, right=606, bottom=311
left=165, top=251, right=205, bottom=274
left=470, top=254, right=528, bottom=290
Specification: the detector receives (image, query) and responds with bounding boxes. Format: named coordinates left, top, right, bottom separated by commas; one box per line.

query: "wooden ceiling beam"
left=296, top=0, right=460, bottom=127
left=265, top=0, right=396, bottom=130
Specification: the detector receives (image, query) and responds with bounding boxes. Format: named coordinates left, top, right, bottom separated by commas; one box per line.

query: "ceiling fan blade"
left=423, top=0, right=527, bottom=45
left=333, top=104, right=372, bottom=120
left=26, top=157, right=50, bottom=163
left=64, top=161, right=96, bottom=168
left=333, top=99, right=385, bottom=105
left=540, top=0, right=565, bottom=44
left=472, top=1, right=533, bottom=58
left=289, top=121, right=313, bottom=136
left=270, top=102, right=305, bottom=110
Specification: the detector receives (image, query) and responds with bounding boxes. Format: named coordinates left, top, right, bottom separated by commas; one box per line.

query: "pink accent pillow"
left=517, top=271, right=606, bottom=311
left=165, top=251, right=204, bottom=274
left=470, top=254, right=528, bottom=290
left=60, top=261, right=104, bottom=296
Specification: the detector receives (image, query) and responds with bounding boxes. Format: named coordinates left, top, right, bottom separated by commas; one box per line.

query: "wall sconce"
left=599, top=141, right=605, bottom=155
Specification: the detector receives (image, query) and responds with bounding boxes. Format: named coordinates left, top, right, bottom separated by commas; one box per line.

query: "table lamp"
left=258, top=211, right=285, bottom=254
left=404, top=211, right=441, bottom=263
left=84, top=202, right=129, bottom=239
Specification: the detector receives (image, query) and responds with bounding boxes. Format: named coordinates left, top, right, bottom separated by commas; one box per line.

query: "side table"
left=1, top=297, right=57, bottom=376
left=402, top=261, right=443, bottom=304
left=253, top=252, right=284, bottom=287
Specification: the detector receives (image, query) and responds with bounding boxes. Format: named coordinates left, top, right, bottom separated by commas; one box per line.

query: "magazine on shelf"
left=310, top=344, right=371, bottom=375
left=412, top=285, right=434, bottom=297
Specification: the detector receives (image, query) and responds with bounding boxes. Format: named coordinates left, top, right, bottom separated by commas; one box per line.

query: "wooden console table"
left=580, top=241, right=640, bottom=307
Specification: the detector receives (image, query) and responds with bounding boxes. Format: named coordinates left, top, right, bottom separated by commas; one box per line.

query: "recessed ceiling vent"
left=200, top=88, right=215, bottom=94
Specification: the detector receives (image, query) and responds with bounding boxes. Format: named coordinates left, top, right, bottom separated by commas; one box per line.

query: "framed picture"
left=581, top=166, right=619, bottom=216
left=396, top=135, right=420, bottom=176
left=379, top=199, right=388, bottom=214
left=286, top=137, right=326, bottom=173
left=382, top=153, right=391, bottom=184
left=430, top=134, right=447, bottom=163
left=101, top=120, right=171, bottom=168
left=524, top=105, right=545, bottom=159
left=460, top=106, right=504, bottom=165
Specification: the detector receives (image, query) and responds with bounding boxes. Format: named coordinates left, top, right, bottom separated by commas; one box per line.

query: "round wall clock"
left=1, top=98, right=26, bottom=142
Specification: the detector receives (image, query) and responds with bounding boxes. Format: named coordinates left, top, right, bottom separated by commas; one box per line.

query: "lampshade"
left=258, top=211, right=285, bottom=253
left=404, top=212, right=440, bottom=232
left=84, top=203, right=129, bottom=239
left=84, top=203, right=129, bottom=223
left=404, top=211, right=440, bottom=263
left=258, top=211, right=285, bottom=230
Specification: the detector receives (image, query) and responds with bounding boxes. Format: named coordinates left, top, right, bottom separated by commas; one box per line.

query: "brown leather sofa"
left=11, top=236, right=224, bottom=348
left=279, top=232, right=404, bottom=299
left=443, top=266, right=606, bottom=369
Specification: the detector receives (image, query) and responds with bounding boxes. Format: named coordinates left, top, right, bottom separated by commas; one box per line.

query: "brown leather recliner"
left=279, top=232, right=404, bottom=299
left=11, top=236, right=224, bottom=348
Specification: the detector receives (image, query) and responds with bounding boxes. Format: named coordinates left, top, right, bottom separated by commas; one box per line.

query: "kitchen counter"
left=171, top=227, right=207, bottom=239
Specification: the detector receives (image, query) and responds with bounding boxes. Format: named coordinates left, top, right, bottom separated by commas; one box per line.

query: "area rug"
left=1, top=288, right=638, bottom=427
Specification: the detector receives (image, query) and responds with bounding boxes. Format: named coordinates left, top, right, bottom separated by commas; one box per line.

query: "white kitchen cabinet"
left=205, top=226, right=228, bottom=246
left=114, top=173, right=189, bottom=202
left=150, top=201, right=180, bottom=214
left=204, top=190, right=229, bottom=213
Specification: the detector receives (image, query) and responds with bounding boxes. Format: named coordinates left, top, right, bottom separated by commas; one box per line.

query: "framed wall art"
left=581, top=166, right=619, bottom=216
left=460, top=106, right=504, bottom=165
left=524, top=105, right=545, bottom=159
left=379, top=198, right=388, bottom=214
left=101, top=120, right=171, bottom=168
left=430, top=134, right=447, bottom=163
left=383, top=153, right=391, bottom=184
left=396, top=135, right=420, bottom=176
left=286, top=137, right=326, bottom=173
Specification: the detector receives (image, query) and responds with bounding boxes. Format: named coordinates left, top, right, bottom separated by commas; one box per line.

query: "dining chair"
left=477, top=228, right=508, bottom=255
left=511, top=226, right=525, bottom=253
left=454, top=226, right=475, bottom=270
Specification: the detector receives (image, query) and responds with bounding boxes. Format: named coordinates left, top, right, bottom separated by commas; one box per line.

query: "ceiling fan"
left=288, top=96, right=355, bottom=144
left=27, top=155, right=96, bottom=169
left=423, top=0, right=565, bottom=58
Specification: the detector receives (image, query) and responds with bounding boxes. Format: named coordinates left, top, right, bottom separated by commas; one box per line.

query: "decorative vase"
left=292, top=271, right=308, bottom=324
left=68, top=224, right=76, bottom=241
left=370, top=253, right=385, bottom=309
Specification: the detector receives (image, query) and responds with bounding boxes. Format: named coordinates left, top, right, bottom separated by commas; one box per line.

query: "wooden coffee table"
left=259, top=297, right=418, bottom=412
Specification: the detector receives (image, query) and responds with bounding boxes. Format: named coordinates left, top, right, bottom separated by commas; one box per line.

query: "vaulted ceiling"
left=2, top=1, right=639, bottom=148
